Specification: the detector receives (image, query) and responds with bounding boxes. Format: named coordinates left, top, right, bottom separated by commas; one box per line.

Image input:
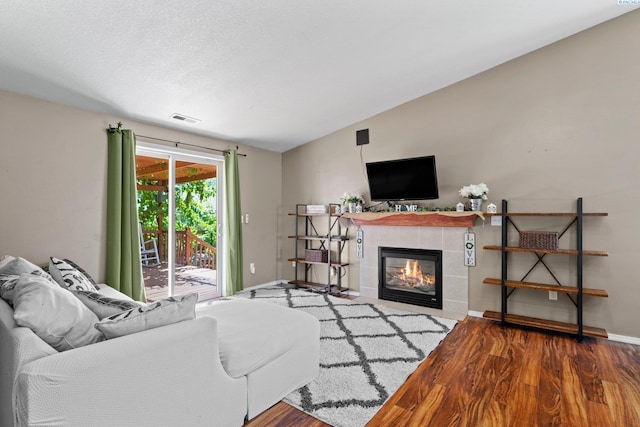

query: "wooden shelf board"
left=484, top=212, right=608, bottom=217
left=288, top=212, right=342, bottom=217
left=483, top=245, right=608, bottom=257
left=483, top=278, right=608, bottom=297
left=287, top=257, right=348, bottom=268
left=483, top=310, right=608, bottom=339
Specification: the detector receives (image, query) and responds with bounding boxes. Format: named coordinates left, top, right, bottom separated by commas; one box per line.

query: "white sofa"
left=0, top=283, right=320, bottom=426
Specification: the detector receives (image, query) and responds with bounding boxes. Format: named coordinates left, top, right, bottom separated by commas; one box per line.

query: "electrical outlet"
left=549, top=291, right=558, bottom=300
left=249, top=263, right=255, bottom=274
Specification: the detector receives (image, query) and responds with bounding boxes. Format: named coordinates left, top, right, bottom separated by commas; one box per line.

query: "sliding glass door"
left=136, top=143, right=223, bottom=303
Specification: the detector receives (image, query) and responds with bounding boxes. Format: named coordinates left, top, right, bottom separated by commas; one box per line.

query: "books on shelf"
left=305, top=205, right=328, bottom=214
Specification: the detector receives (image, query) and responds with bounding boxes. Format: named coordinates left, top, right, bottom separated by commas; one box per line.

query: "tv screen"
left=366, top=155, right=439, bottom=201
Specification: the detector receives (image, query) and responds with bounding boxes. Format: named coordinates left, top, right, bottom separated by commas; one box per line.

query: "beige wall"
left=280, top=11, right=640, bottom=337
left=2, top=11, right=638, bottom=337
left=0, top=90, right=282, bottom=289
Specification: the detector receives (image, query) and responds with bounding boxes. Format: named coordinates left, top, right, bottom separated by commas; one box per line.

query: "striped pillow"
left=95, top=293, right=198, bottom=339
left=72, top=290, right=143, bottom=319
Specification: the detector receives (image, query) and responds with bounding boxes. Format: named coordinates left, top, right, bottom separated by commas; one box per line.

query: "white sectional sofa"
left=0, top=259, right=320, bottom=427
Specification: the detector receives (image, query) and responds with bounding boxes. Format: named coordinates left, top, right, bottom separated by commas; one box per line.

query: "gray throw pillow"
left=0, top=257, right=57, bottom=285
left=0, top=255, right=15, bottom=269
left=0, top=256, right=59, bottom=305
left=12, top=275, right=104, bottom=351
left=72, top=290, right=143, bottom=319
left=0, top=274, right=21, bottom=304
left=95, top=293, right=198, bottom=339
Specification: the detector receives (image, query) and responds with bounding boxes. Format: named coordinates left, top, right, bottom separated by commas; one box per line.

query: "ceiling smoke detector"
left=170, top=113, right=201, bottom=124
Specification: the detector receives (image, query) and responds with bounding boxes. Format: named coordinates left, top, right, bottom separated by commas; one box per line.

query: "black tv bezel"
left=366, top=155, right=439, bottom=202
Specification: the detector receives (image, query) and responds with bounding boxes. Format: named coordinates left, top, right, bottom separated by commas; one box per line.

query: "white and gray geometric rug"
left=234, top=285, right=457, bottom=427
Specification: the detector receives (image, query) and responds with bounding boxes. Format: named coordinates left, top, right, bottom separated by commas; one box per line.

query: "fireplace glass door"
left=379, top=247, right=442, bottom=309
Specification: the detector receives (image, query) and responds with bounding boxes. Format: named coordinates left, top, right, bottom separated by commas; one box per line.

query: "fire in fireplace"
left=378, top=247, right=442, bottom=309
left=387, top=258, right=435, bottom=291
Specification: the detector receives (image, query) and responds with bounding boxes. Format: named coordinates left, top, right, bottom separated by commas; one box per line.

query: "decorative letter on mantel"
left=464, top=233, right=476, bottom=267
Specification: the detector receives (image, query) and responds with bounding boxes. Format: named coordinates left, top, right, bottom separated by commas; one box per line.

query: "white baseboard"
left=608, top=333, right=640, bottom=345
left=467, top=310, right=640, bottom=344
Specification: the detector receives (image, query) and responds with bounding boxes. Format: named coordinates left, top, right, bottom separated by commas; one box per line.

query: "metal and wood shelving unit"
left=288, top=204, right=349, bottom=295
left=482, top=198, right=608, bottom=341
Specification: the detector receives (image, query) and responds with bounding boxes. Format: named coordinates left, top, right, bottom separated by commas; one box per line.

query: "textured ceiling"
left=0, top=1, right=637, bottom=152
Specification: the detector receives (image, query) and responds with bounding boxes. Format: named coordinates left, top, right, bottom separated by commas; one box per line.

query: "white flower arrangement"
left=340, top=192, right=364, bottom=205
left=459, top=183, right=489, bottom=200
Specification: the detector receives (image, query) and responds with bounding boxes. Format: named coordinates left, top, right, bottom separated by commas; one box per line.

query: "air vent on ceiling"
left=170, top=113, right=201, bottom=124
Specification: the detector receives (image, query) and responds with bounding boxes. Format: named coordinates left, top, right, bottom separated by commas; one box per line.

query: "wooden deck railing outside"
left=141, top=228, right=216, bottom=270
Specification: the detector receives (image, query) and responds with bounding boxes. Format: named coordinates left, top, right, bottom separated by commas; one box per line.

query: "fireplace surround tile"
left=376, top=226, right=398, bottom=246
left=357, top=225, right=469, bottom=317
left=443, top=275, right=469, bottom=305
left=443, top=227, right=466, bottom=251
left=393, top=226, right=422, bottom=249
left=443, top=250, right=468, bottom=278
left=419, top=227, right=444, bottom=249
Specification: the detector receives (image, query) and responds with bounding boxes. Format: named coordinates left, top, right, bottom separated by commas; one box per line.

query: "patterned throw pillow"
left=49, top=257, right=98, bottom=292
left=12, top=275, right=104, bottom=351
left=95, top=293, right=198, bottom=339
left=63, top=258, right=100, bottom=290
left=0, top=257, right=57, bottom=285
left=0, top=255, right=15, bottom=269
left=0, top=274, right=21, bottom=304
left=72, top=290, right=143, bottom=319
left=0, top=258, right=58, bottom=305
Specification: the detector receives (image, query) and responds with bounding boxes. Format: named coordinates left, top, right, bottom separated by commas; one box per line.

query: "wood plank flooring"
left=245, top=316, right=640, bottom=426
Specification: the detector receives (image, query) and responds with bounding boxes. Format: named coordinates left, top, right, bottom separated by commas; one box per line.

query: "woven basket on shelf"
left=519, top=231, right=559, bottom=250
left=305, top=249, right=328, bottom=263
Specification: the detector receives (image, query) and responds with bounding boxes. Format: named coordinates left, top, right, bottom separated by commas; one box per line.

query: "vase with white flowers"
left=458, top=183, right=489, bottom=211
left=340, top=192, right=365, bottom=213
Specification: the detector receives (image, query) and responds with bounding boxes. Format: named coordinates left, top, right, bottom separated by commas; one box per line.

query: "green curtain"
left=224, top=149, right=243, bottom=296
left=105, top=128, right=146, bottom=302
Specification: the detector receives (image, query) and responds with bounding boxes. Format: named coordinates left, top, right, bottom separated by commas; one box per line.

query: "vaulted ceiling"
left=1, top=1, right=637, bottom=152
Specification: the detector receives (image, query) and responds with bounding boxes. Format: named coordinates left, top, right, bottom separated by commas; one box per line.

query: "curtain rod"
left=136, top=134, right=247, bottom=157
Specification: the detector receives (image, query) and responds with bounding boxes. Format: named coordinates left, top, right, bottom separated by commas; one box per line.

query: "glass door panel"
left=172, top=157, right=220, bottom=301
left=136, top=146, right=222, bottom=303
left=136, top=152, right=171, bottom=302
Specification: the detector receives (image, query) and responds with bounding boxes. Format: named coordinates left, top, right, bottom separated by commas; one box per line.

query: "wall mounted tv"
left=366, top=155, right=439, bottom=201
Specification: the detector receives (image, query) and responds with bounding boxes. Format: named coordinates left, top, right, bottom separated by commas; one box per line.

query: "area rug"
left=233, top=285, right=457, bottom=427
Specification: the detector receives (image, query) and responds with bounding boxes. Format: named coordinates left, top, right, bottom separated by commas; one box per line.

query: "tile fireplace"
left=344, top=209, right=479, bottom=317
left=355, top=224, right=470, bottom=317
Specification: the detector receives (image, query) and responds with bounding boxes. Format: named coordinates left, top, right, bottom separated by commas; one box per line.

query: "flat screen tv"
left=366, top=155, right=439, bottom=201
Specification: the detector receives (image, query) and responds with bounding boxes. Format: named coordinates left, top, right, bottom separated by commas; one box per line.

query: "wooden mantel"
left=342, top=211, right=483, bottom=227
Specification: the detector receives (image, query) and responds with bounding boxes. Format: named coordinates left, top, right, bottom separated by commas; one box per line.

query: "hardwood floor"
left=246, top=316, right=640, bottom=426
